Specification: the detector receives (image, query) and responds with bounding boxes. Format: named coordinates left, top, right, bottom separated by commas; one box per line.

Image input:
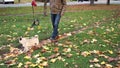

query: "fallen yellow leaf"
left=17, top=62, right=23, bottom=68
left=40, top=62, right=48, bottom=66
left=108, top=50, right=113, bottom=54
left=24, top=56, right=31, bottom=60
left=50, top=58, right=57, bottom=63
left=81, top=51, right=91, bottom=57
left=30, top=63, right=38, bottom=67
left=101, top=61, right=106, bottom=65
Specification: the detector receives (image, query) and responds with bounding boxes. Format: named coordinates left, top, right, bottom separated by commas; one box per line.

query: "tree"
left=18, top=0, right=21, bottom=3
left=90, top=0, right=94, bottom=5
left=107, top=0, right=110, bottom=5
left=43, top=0, right=48, bottom=16
left=36, top=0, right=49, bottom=16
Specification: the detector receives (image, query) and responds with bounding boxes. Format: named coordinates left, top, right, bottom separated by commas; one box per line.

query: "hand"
left=60, top=11, right=64, bottom=16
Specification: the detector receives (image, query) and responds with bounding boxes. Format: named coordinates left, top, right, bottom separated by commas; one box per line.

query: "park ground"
left=0, top=4, right=120, bottom=68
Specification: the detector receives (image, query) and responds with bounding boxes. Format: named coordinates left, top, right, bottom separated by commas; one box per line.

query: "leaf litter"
left=0, top=5, right=120, bottom=68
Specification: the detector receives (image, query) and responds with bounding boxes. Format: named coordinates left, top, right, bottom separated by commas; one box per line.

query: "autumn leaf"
left=61, top=58, right=65, bottom=62
left=3, top=19, right=7, bottom=23
left=118, top=24, right=120, bottom=29
left=81, top=51, right=91, bottom=57
left=70, top=19, right=77, bottom=23
left=25, top=31, right=29, bottom=35
left=38, top=65, right=44, bottom=68
left=70, top=25, right=74, bottom=28
left=87, top=30, right=95, bottom=35
left=66, top=33, right=72, bottom=36
left=30, top=63, right=38, bottom=67
left=83, top=23, right=87, bottom=26
left=91, top=38, right=97, bottom=43
left=25, top=61, right=32, bottom=65
left=89, top=58, right=99, bottom=63
left=50, top=58, right=57, bottom=63
left=48, top=53, right=60, bottom=59
left=4, top=53, right=16, bottom=60
left=0, top=63, right=4, bottom=66
left=63, top=48, right=71, bottom=53
left=90, top=50, right=103, bottom=55
left=40, top=61, right=48, bottom=67
left=57, top=56, right=62, bottom=60
left=17, top=62, right=23, bottom=68
left=106, top=28, right=111, bottom=32
left=111, top=27, right=114, bottom=31
left=12, top=25, right=16, bottom=28
left=103, top=39, right=110, bottom=43
left=42, top=46, right=49, bottom=50
left=57, top=43, right=64, bottom=46
left=94, top=63, right=101, bottom=67
left=36, top=58, right=42, bottom=64
left=80, top=17, right=83, bottom=20
left=27, top=27, right=34, bottom=31
left=40, top=57, right=47, bottom=61
left=82, top=39, right=90, bottom=44
left=33, top=54, right=40, bottom=58
left=101, top=61, right=106, bottom=65
left=99, top=54, right=109, bottom=59
left=41, top=49, right=47, bottom=53
left=53, top=47, right=59, bottom=52
left=107, top=57, right=119, bottom=62
left=37, top=25, right=41, bottom=30
left=107, top=50, right=113, bottom=54
left=5, top=59, right=16, bottom=66
left=5, top=60, right=13, bottom=65
left=37, top=31, right=41, bottom=33
left=24, top=56, right=31, bottom=60
left=66, top=53, right=73, bottom=58
left=65, top=41, right=73, bottom=45
left=10, top=46, right=16, bottom=52
left=105, top=64, right=113, bottom=68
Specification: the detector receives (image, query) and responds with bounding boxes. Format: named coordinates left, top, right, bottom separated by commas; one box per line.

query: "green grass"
left=0, top=5, right=120, bottom=68
left=0, top=6, right=47, bottom=16
left=57, top=16, right=120, bottom=68
left=0, top=9, right=114, bottom=46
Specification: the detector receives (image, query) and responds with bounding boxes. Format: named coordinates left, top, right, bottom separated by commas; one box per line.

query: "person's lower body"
left=50, top=13, right=61, bottom=41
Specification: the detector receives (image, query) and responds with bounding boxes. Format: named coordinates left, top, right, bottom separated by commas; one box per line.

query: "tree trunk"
left=107, top=0, right=110, bottom=5
left=43, top=0, right=48, bottom=16
left=90, top=0, right=94, bottom=5
left=36, top=0, right=48, bottom=16
left=18, top=0, right=20, bottom=3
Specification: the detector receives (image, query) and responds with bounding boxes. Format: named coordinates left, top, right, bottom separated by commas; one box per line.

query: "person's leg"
left=53, top=14, right=61, bottom=38
left=51, top=14, right=56, bottom=28
left=51, top=13, right=61, bottom=40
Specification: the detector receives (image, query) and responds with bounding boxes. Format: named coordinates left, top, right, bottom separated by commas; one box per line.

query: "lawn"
left=0, top=4, right=120, bottom=68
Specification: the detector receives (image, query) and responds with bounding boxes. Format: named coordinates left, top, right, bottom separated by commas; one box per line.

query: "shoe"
left=50, top=39, right=58, bottom=43
left=50, top=37, right=58, bottom=43
left=55, top=36, right=59, bottom=40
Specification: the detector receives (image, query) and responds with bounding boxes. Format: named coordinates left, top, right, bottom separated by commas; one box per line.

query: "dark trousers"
left=51, top=13, right=61, bottom=39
